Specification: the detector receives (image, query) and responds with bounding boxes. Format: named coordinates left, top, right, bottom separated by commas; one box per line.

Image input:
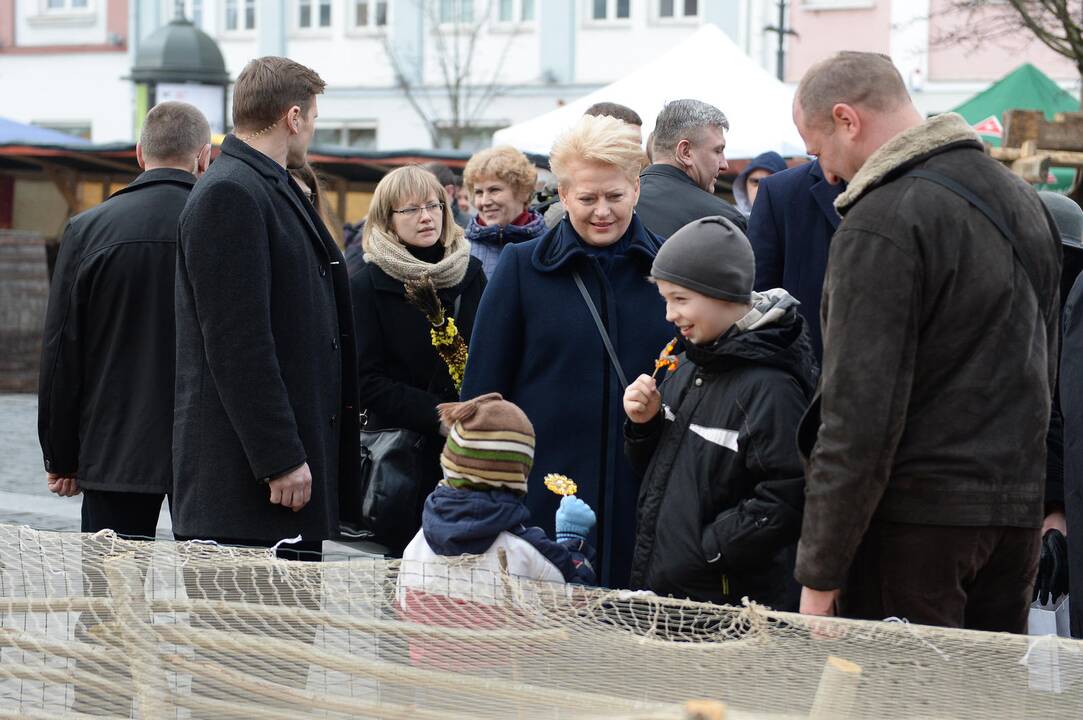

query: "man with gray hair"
left=635, top=99, right=746, bottom=237
left=39, top=101, right=212, bottom=537
left=793, top=51, right=1061, bottom=633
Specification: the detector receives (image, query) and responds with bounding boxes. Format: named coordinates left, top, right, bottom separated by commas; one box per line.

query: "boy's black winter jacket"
left=626, top=300, right=817, bottom=608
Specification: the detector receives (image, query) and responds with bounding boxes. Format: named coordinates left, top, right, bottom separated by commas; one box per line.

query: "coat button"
left=329, top=414, right=337, bottom=427
left=331, top=337, right=338, bottom=350
left=694, top=377, right=703, bottom=387
left=319, top=265, right=327, bottom=277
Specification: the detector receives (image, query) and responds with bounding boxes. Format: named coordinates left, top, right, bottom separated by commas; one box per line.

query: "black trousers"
left=80, top=489, right=169, bottom=538
left=840, top=521, right=1041, bottom=633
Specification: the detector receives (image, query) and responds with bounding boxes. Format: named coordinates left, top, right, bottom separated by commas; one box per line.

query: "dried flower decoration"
left=404, top=274, right=469, bottom=393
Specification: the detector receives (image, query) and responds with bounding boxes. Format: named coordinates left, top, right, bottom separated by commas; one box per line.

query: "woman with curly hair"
left=463, top=145, right=547, bottom=278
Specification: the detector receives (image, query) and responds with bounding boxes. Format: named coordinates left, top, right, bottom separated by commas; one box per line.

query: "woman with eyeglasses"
left=350, top=165, right=485, bottom=554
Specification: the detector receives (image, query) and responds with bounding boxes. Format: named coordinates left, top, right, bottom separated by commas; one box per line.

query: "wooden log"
left=1012, top=154, right=1051, bottom=184
left=165, top=652, right=468, bottom=720
left=150, top=622, right=676, bottom=715
left=808, top=655, right=862, bottom=719
left=1003, top=109, right=1044, bottom=149
left=1038, top=117, right=1083, bottom=151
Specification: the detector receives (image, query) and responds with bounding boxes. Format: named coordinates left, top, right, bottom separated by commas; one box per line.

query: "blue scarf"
left=465, top=210, right=548, bottom=248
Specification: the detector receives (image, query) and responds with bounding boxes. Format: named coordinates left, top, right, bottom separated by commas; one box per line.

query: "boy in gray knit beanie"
left=620, top=216, right=817, bottom=609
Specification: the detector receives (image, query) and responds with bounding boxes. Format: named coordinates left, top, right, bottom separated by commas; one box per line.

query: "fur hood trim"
left=835, top=113, right=981, bottom=213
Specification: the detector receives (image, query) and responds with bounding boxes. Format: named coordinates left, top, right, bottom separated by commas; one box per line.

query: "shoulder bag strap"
left=572, top=269, right=629, bottom=389
left=905, top=168, right=1049, bottom=317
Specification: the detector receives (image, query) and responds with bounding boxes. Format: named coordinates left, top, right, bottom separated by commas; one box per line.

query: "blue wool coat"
left=746, top=159, right=843, bottom=361
left=461, top=215, right=673, bottom=588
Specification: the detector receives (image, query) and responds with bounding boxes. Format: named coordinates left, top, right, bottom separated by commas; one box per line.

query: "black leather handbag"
left=342, top=411, right=427, bottom=550
left=344, top=295, right=463, bottom=550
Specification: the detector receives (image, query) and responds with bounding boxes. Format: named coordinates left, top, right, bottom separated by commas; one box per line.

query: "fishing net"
left=0, top=523, right=1081, bottom=719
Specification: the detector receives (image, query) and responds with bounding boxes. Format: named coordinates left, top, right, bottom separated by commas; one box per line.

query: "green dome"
left=131, top=18, right=229, bottom=84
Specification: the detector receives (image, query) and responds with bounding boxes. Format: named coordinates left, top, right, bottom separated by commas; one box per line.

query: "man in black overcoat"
left=173, top=57, right=360, bottom=557
left=635, top=99, right=747, bottom=237
left=38, top=101, right=211, bottom=537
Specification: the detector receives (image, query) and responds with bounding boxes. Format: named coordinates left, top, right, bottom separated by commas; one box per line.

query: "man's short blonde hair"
left=549, top=114, right=646, bottom=189
left=363, top=165, right=458, bottom=251
left=463, top=146, right=537, bottom=204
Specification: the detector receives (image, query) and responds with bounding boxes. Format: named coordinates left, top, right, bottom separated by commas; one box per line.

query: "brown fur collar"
left=835, top=112, right=981, bottom=213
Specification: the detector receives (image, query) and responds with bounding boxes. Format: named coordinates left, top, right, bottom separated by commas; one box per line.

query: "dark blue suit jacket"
left=746, top=160, right=843, bottom=361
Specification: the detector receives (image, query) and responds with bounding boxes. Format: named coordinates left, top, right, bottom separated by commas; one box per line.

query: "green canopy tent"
left=951, top=63, right=1080, bottom=190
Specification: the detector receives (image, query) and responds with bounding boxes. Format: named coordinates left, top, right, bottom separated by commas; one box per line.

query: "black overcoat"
left=173, top=136, right=361, bottom=542
left=38, top=169, right=195, bottom=494
left=460, top=216, right=674, bottom=587
left=635, top=163, right=747, bottom=238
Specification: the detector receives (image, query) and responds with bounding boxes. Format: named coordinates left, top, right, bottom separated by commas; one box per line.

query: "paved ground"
left=0, top=393, right=373, bottom=556
left=0, top=394, right=88, bottom=532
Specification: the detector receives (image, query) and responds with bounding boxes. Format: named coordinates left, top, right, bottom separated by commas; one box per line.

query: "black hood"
left=684, top=294, right=818, bottom=397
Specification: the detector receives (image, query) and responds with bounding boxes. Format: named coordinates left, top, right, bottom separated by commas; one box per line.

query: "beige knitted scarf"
left=362, top=223, right=471, bottom=289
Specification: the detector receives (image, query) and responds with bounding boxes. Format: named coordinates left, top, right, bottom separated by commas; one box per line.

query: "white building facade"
left=0, top=0, right=785, bottom=148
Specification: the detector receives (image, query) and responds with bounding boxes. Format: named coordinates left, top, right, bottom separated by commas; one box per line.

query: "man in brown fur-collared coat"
left=791, top=52, right=1061, bottom=632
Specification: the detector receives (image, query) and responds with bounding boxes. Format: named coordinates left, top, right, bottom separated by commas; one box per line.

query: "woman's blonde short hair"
left=549, top=114, right=646, bottom=188
left=364, top=165, right=458, bottom=250
left=462, top=146, right=538, bottom=203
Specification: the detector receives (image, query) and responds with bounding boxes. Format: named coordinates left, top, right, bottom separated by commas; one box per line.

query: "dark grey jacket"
left=173, top=136, right=361, bottom=541
left=795, top=113, right=1062, bottom=591
left=635, top=163, right=747, bottom=239
left=38, top=169, right=194, bottom=494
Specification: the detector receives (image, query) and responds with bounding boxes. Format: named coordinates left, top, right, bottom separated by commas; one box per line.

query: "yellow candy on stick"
left=544, top=474, right=578, bottom=497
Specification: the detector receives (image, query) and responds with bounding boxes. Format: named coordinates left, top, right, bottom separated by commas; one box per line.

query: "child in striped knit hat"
left=399, top=393, right=596, bottom=595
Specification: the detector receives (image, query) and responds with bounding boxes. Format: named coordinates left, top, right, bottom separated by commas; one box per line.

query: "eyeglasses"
left=392, top=202, right=444, bottom=218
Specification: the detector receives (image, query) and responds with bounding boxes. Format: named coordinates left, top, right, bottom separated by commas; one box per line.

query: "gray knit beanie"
left=651, top=216, right=755, bottom=303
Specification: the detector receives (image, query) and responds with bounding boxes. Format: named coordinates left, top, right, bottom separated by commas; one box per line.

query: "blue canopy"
left=0, top=117, right=91, bottom=146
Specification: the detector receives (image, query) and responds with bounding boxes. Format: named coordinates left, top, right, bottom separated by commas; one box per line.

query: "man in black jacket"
left=793, top=52, right=1061, bottom=633
left=174, top=57, right=360, bottom=557
left=635, top=99, right=747, bottom=238
left=38, top=101, right=211, bottom=538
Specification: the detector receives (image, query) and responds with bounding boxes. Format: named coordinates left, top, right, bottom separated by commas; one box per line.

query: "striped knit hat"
left=437, top=393, right=535, bottom=494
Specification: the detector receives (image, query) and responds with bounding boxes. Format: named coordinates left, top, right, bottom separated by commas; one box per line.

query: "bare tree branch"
left=380, top=0, right=525, bottom=149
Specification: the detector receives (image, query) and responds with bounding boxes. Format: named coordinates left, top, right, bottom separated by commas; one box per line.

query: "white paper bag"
left=1026, top=595, right=1078, bottom=693
left=1029, top=595, right=1071, bottom=637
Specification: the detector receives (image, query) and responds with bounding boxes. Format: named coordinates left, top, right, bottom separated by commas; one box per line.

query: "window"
left=800, top=0, right=875, bottom=8
left=435, top=124, right=502, bottom=152
left=44, top=0, right=90, bottom=10
left=165, top=0, right=204, bottom=27
left=314, top=125, right=378, bottom=150
left=658, top=0, right=698, bottom=19
left=590, top=0, right=630, bottom=22
left=298, top=0, right=332, bottom=28
left=496, top=0, right=534, bottom=24
left=439, top=0, right=474, bottom=24
left=354, top=0, right=388, bottom=28
left=225, top=0, right=256, bottom=31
